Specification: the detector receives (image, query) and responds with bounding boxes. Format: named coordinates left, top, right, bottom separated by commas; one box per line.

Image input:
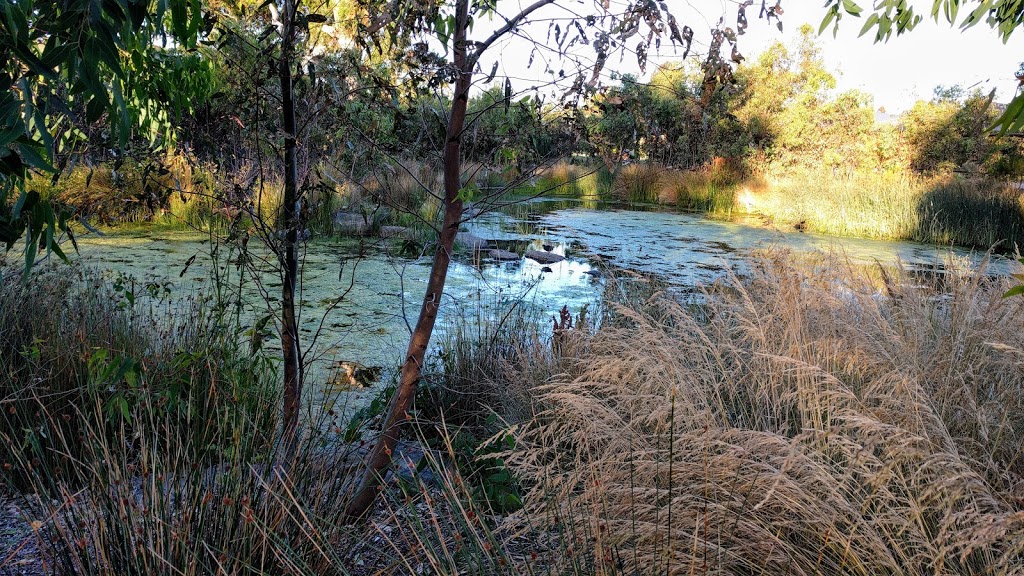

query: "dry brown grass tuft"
left=505, top=252, right=1024, bottom=574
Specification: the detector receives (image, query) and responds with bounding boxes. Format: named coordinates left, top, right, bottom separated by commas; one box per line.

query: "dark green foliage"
left=901, top=92, right=1005, bottom=173
left=0, top=0, right=213, bottom=267
left=0, top=264, right=278, bottom=492
left=446, top=424, right=523, bottom=513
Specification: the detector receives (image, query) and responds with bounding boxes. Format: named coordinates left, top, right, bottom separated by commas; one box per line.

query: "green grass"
left=747, top=169, right=1024, bottom=250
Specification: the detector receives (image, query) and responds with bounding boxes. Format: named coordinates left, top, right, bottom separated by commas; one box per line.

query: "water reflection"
left=67, top=202, right=1015, bottom=407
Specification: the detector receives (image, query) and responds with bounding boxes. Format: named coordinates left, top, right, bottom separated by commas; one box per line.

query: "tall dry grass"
left=740, top=169, right=922, bottom=239
left=498, top=252, right=1024, bottom=575
left=610, top=164, right=661, bottom=203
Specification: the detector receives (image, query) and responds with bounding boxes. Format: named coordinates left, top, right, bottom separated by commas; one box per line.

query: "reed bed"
left=492, top=252, right=1024, bottom=575
left=746, top=170, right=1024, bottom=250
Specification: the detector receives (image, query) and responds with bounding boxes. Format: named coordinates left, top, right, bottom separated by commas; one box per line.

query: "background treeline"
left=32, top=22, right=1024, bottom=250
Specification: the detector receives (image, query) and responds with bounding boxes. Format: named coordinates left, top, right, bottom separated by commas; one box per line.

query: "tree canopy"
left=0, top=0, right=212, bottom=266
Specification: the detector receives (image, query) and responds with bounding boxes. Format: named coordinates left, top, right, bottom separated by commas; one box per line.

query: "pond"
left=65, top=198, right=1015, bottom=408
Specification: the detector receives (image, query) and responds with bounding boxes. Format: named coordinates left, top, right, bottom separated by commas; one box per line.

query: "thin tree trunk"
left=344, top=0, right=472, bottom=520
left=278, top=0, right=303, bottom=436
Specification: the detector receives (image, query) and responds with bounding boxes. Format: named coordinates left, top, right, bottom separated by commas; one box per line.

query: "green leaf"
left=117, top=395, right=131, bottom=421
left=945, top=0, right=959, bottom=24
left=841, top=0, right=863, bottom=16
left=1002, top=285, right=1024, bottom=298
left=48, top=237, right=68, bottom=262
left=990, top=94, right=1024, bottom=135
left=17, top=142, right=54, bottom=172
left=12, top=190, right=38, bottom=220
left=859, top=13, right=880, bottom=36
left=0, top=123, right=24, bottom=149
left=962, top=0, right=994, bottom=29
left=819, top=7, right=838, bottom=36
left=23, top=221, right=36, bottom=273
left=487, top=470, right=511, bottom=483
left=11, top=43, right=58, bottom=82
left=456, top=183, right=479, bottom=202
left=171, top=0, right=188, bottom=42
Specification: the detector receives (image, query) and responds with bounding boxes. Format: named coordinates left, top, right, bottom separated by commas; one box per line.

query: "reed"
left=497, top=251, right=1024, bottom=575
left=746, top=168, right=1024, bottom=250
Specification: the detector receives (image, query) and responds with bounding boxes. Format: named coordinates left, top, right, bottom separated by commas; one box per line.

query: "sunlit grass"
left=749, top=168, right=1024, bottom=250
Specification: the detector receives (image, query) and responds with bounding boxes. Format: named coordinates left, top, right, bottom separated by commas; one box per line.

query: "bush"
left=0, top=264, right=278, bottom=492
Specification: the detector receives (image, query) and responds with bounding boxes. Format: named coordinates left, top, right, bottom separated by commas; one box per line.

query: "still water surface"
left=68, top=199, right=1013, bottom=403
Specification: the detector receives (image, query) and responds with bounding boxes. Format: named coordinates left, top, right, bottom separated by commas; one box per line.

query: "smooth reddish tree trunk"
left=344, top=0, right=473, bottom=520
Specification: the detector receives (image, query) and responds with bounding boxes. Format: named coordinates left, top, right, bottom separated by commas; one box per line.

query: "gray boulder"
left=333, top=212, right=369, bottom=236
left=525, top=250, right=566, bottom=264
left=456, top=232, right=488, bottom=251
left=488, top=249, right=520, bottom=261
left=379, top=225, right=409, bottom=239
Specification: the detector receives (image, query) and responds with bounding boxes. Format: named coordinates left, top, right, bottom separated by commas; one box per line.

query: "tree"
left=0, top=0, right=211, bottom=269
left=820, top=0, right=1024, bottom=134
left=341, top=0, right=779, bottom=520
left=900, top=88, right=1000, bottom=172
left=189, top=0, right=387, bottom=436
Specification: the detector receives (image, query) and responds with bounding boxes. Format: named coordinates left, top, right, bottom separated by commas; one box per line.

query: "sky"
left=739, top=2, right=1024, bottom=112
left=477, top=0, right=1024, bottom=113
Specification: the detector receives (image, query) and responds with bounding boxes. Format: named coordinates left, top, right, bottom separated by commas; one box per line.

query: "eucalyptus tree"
left=342, top=0, right=783, bottom=519
left=199, top=0, right=437, bottom=436
left=0, top=0, right=212, bottom=269
left=820, top=0, right=1024, bottom=133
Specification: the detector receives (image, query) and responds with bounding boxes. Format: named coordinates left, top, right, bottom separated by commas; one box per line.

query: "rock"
left=456, top=232, right=488, bottom=251
left=333, top=212, right=368, bottom=236
left=488, top=249, right=520, bottom=261
left=386, top=441, right=437, bottom=485
left=379, top=225, right=409, bottom=239
left=542, top=243, right=555, bottom=252
left=540, top=266, right=553, bottom=273
left=327, top=361, right=383, bottom=390
left=525, top=250, right=566, bottom=264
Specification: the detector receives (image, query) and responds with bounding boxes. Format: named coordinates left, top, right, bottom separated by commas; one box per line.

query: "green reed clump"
left=916, top=177, right=1024, bottom=250
left=0, top=264, right=277, bottom=492
left=610, top=164, right=662, bottom=203
left=0, top=260, right=376, bottom=574
left=535, top=162, right=609, bottom=200
left=651, top=169, right=738, bottom=214
left=746, top=168, right=1024, bottom=250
